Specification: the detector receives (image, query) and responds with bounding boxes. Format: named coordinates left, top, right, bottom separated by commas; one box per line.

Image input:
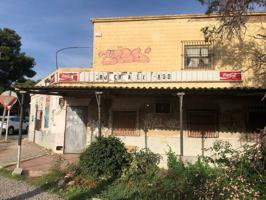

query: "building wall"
left=28, top=94, right=66, bottom=152
left=92, top=14, right=266, bottom=87
left=28, top=94, right=92, bottom=153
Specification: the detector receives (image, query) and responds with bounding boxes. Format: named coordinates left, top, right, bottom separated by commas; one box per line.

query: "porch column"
left=177, top=92, right=185, bottom=157
left=95, top=91, right=103, bottom=137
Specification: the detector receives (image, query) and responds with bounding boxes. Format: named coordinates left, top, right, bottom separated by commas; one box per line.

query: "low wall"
left=117, top=134, right=249, bottom=168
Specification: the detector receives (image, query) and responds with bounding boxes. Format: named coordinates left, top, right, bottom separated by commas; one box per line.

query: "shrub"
left=204, top=140, right=266, bottom=199
left=101, top=149, right=162, bottom=200
left=123, top=148, right=161, bottom=180
left=165, top=148, right=222, bottom=199
left=79, top=136, right=131, bottom=179
left=166, top=147, right=185, bottom=175
left=35, top=158, right=65, bottom=191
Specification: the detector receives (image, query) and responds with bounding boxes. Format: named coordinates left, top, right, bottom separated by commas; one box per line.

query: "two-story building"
left=20, top=12, right=266, bottom=165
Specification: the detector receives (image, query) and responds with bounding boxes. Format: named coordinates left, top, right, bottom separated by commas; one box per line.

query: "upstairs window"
left=182, top=41, right=213, bottom=69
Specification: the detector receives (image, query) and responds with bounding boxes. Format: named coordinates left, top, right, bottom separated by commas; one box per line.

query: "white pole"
left=16, top=145, right=21, bottom=168
left=5, top=109, right=10, bottom=141
left=16, top=92, right=25, bottom=171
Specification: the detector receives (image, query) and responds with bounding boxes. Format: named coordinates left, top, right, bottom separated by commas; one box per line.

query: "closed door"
left=64, top=106, right=87, bottom=153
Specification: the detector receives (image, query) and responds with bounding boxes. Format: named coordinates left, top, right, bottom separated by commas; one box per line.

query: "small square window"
left=155, top=103, right=171, bottom=114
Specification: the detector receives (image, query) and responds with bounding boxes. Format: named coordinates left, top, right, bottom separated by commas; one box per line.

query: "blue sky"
left=0, top=0, right=206, bottom=80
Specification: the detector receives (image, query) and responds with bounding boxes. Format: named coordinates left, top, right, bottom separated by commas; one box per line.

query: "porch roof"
left=16, top=85, right=266, bottom=96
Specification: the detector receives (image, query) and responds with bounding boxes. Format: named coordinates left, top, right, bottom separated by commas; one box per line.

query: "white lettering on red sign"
left=219, top=71, right=242, bottom=81
left=59, top=73, right=78, bottom=82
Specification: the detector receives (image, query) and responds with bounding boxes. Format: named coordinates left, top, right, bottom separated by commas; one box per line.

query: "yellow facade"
left=88, top=12, right=266, bottom=88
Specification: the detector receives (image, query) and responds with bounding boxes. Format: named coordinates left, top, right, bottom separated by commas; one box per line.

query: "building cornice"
left=90, top=11, right=266, bottom=23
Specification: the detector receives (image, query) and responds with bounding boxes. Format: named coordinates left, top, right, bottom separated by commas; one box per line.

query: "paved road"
left=0, top=176, right=62, bottom=200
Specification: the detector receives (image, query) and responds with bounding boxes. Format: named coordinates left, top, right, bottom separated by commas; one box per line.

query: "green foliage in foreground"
left=0, top=168, right=25, bottom=181
left=32, top=136, right=266, bottom=200
left=100, top=140, right=265, bottom=200
left=33, top=159, right=65, bottom=192
left=79, top=136, right=131, bottom=179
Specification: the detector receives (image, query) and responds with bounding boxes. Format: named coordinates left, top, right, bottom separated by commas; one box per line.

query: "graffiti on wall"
left=98, top=47, right=151, bottom=65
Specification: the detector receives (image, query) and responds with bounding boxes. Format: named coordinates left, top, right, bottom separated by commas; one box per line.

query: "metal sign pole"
left=12, top=91, right=25, bottom=175
left=0, top=108, right=7, bottom=140
left=177, top=92, right=185, bottom=157
left=17, top=92, right=25, bottom=168
left=0, top=90, right=18, bottom=141
left=5, top=108, right=10, bottom=141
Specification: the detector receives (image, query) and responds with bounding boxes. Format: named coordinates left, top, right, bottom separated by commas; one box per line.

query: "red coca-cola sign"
left=220, top=71, right=242, bottom=81
left=59, top=73, right=78, bottom=82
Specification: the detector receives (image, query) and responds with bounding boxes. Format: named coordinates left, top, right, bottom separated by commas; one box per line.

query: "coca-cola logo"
left=220, top=72, right=241, bottom=81
left=59, top=73, right=78, bottom=82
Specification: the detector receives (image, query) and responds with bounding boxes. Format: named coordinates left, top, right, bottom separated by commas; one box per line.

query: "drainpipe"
left=177, top=92, right=185, bottom=157
left=95, top=91, right=103, bottom=137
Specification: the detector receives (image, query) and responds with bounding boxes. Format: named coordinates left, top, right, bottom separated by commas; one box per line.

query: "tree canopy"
left=0, top=28, right=36, bottom=89
left=199, top=0, right=266, bottom=40
left=199, top=0, right=266, bottom=86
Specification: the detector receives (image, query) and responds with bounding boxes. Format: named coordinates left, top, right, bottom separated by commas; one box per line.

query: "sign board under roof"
left=45, top=70, right=242, bottom=84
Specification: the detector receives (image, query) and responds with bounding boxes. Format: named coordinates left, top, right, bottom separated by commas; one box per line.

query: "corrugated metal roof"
left=17, top=85, right=266, bottom=91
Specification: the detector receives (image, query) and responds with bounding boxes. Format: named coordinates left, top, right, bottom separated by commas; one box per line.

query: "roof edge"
left=90, top=11, right=266, bottom=23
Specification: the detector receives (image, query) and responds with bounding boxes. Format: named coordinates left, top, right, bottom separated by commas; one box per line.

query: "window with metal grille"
left=187, top=110, right=219, bottom=138
left=112, top=111, right=138, bottom=136
left=182, top=41, right=213, bottom=69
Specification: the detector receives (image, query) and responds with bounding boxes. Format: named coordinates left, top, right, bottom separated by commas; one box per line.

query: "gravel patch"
left=0, top=176, right=63, bottom=200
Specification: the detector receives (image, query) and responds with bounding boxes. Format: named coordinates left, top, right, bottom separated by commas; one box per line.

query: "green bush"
left=79, top=136, right=131, bottom=179
left=123, top=148, right=161, bottom=180
left=100, top=149, right=162, bottom=200
left=165, top=149, right=222, bottom=199
left=204, top=140, right=266, bottom=199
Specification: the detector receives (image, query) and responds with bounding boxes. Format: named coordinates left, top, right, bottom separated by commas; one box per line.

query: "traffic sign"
left=0, top=90, right=18, bottom=109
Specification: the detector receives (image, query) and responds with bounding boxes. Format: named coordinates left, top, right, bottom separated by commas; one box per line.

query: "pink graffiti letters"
left=98, top=47, right=151, bottom=65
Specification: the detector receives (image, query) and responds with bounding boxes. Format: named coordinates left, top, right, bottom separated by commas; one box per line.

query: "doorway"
left=64, top=106, right=88, bottom=153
